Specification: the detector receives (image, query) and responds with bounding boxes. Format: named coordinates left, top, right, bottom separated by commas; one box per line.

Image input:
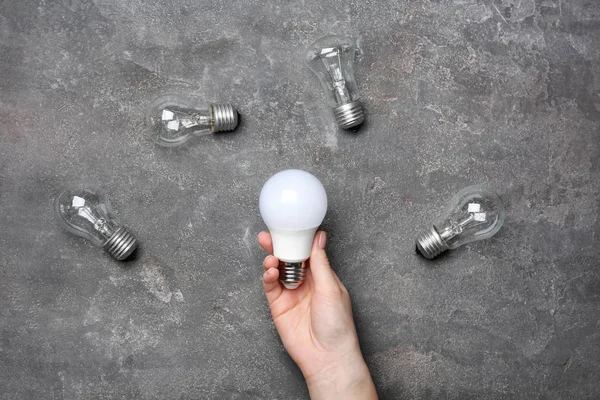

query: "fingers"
left=262, top=266, right=283, bottom=304
left=308, top=231, right=342, bottom=293
left=263, top=254, right=282, bottom=303
left=263, top=255, right=279, bottom=270
left=258, top=231, right=273, bottom=254
left=259, top=234, right=284, bottom=303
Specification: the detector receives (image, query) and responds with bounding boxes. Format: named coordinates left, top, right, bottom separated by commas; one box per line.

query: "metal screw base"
left=104, top=227, right=138, bottom=260
left=416, top=227, right=449, bottom=259
left=333, top=100, right=364, bottom=129
left=212, top=104, right=238, bottom=132
left=278, top=262, right=306, bottom=289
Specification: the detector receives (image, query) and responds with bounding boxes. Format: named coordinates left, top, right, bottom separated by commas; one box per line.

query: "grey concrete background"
left=1, top=0, right=599, bottom=399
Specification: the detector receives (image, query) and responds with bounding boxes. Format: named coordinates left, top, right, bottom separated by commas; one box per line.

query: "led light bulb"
left=259, top=170, right=328, bottom=289
left=416, top=185, right=506, bottom=259
left=55, top=187, right=138, bottom=260
left=147, top=94, right=238, bottom=147
left=305, top=35, right=364, bottom=129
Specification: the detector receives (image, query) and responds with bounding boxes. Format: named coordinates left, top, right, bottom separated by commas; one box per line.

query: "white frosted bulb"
left=259, top=170, right=328, bottom=289
left=416, top=185, right=506, bottom=259
left=147, top=94, right=238, bottom=147
left=305, top=35, right=364, bottom=129
left=55, top=187, right=138, bottom=260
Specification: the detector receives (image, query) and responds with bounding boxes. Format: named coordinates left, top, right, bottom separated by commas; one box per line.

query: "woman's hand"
left=259, top=231, right=378, bottom=400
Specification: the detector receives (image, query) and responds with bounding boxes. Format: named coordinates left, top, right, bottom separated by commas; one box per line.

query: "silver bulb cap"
left=212, top=104, right=238, bottom=133
left=416, top=227, right=449, bottom=259
left=104, top=227, right=138, bottom=260
left=333, top=100, right=364, bottom=129
left=278, top=262, right=306, bottom=289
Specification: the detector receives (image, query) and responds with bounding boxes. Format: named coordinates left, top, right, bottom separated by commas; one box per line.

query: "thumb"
left=309, top=231, right=339, bottom=292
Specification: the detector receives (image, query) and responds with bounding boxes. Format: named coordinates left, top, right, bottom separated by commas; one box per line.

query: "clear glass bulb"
left=259, top=170, right=328, bottom=289
left=55, top=187, right=138, bottom=260
left=305, top=35, right=364, bottom=129
left=147, top=94, right=239, bottom=147
left=416, top=185, right=506, bottom=259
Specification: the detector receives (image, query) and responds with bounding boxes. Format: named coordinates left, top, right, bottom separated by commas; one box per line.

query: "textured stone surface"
left=1, top=0, right=599, bottom=399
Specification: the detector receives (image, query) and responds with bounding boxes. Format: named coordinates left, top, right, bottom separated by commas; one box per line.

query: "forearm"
left=305, top=350, right=378, bottom=400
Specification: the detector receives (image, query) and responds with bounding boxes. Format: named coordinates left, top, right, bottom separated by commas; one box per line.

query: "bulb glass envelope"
left=55, top=187, right=120, bottom=247
left=434, top=185, right=506, bottom=249
left=147, top=95, right=213, bottom=147
left=260, top=170, right=328, bottom=231
left=305, top=35, right=360, bottom=108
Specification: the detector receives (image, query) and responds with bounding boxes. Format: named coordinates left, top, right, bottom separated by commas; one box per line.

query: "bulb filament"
left=439, top=204, right=487, bottom=241
left=320, top=48, right=351, bottom=104
left=76, top=206, right=115, bottom=237
left=162, top=108, right=211, bottom=132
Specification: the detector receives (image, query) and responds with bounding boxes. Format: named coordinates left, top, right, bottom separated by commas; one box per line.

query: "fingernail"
left=318, top=231, right=327, bottom=249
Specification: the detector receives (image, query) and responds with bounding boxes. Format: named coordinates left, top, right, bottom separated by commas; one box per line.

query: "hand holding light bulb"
left=259, top=231, right=378, bottom=400
left=147, top=94, right=238, bottom=147
left=259, top=170, right=377, bottom=399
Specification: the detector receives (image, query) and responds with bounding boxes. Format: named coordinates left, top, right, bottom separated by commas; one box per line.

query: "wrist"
left=304, top=349, right=377, bottom=400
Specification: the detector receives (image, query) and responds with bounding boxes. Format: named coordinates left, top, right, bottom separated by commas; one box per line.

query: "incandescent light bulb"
left=416, top=185, right=506, bottom=259
left=305, top=35, right=364, bottom=129
left=259, top=170, right=328, bottom=289
left=55, top=187, right=138, bottom=260
left=147, top=94, right=238, bottom=147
